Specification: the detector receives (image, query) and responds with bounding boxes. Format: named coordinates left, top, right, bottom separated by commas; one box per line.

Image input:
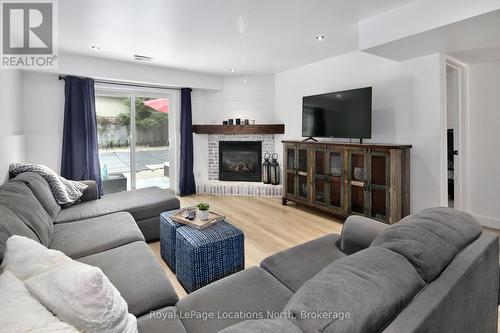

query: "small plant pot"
left=197, top=209, right=209, bottom=221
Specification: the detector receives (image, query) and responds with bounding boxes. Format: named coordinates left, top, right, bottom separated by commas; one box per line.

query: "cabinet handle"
left=364, top=180, right=369, bottom=191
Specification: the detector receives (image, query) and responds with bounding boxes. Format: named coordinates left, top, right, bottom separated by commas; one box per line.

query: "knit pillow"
left=1, top=235, right=137, bottom=333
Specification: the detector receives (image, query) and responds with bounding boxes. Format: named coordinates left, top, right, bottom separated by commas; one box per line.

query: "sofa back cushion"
left=219, top=319, right=302, bottom=333
left=284, top=247, right=425, bottom=333
left=0, top=182, right=53, bottom=247
left=12, top=172, right=61, bottom=219
left=371, top=207, right=482, bottom=283
left=0, top=206, right=40, bottom=262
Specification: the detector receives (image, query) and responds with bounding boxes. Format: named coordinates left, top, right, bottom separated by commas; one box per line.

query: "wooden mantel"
left=192, top=124, right=285, bottom=135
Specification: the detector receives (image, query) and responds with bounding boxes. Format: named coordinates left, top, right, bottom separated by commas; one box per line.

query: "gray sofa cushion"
left=260, top=234, right=346, bottom=292
left=0, top=182, right=53, bottom=246
left=55, top=187, right=180, bottom=224
left=50, top=212, right=144, bottom=259
left=0, top=205, right=40, bottom=262
left=137, top=307, right=187, bottom=333
left=78, top=241, right=178, bottom=316
left=177, top=266, right=293, bottom=333
left=284, top=247, right=425, bottom=333
left=79, top=180, right=98, bottom=202
left=340, top=215, right=388, bottom=254
left=371, top=207, right=482, bottom=283
left=219, top=319, right=302, bottom=333
left=12, top=172, right=61, bottom=219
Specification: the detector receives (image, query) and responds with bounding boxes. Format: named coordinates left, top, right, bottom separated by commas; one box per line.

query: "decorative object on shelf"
left=228, top=119, right=234, bottom=125
left=262, top=152, right=271, bottom=184
left=250, top=120, right=255, bottom=125
left=354, top=167, right=364, bottom=181
left=192, top=124, right=285, bottom=135
left=235, top=118, right=241, bottom=125
left=196, top=203, right=210, bottom=220
left=331, top=168, right=342, bottom=177
left=270, top=153, right=280, bottom=185
left=222, top=120, right=228, bottom=125
left=244, top=119, right=249, bottom=125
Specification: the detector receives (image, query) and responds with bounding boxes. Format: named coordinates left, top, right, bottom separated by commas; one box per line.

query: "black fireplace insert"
left=219, top=141, right=262, bottom=182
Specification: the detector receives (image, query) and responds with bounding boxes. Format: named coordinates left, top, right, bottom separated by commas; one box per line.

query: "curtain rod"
left=58, top=75, right=182, bottom=91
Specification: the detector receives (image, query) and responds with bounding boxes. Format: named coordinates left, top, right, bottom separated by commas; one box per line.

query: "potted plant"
left=196, top=203, right=210, bottom=221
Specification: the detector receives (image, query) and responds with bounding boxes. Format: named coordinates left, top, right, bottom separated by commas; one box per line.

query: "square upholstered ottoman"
left=160, top=210, right=183, bottom=272
left=175, top=221, right=245, bottom=293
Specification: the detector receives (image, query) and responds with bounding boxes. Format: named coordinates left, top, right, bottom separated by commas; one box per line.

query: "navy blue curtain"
left=179, top=88, right=196, bottom=196
left=61, top=76, right=102, bottom=197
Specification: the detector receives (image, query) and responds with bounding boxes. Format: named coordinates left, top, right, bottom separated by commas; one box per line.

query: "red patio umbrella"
left=144, top=98, right=169, bottom=113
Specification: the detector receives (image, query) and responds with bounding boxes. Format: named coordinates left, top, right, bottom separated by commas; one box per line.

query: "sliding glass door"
left=95, top=88, right=176, bottom=194
left=133, top=97, right=169, bottom=190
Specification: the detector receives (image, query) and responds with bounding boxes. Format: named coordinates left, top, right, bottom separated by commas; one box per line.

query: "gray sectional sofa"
left=138, top=208, right=499, bottom=333
left=0, top=172, right=180, bottom=316
left=1, top=172, right=498, bottom=332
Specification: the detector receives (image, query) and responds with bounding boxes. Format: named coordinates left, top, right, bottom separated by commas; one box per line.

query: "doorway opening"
left=445, top=57, right=468, bottom=210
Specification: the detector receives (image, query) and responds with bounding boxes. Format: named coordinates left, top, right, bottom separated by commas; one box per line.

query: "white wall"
left=446, top=66, right=460, bottom=205
left=21, top=71, right=65, bottom=173
left=468, top=60, right=500, bottom=228
left=274, top=51, right=443, bottom=213
left=21, top=54, right=223, bottom=176
left=0, top=70, right=25, bottom=183
left=192, top=75, right=275, bottom=181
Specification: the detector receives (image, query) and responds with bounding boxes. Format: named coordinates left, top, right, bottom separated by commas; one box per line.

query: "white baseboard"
left=473, top=213, right=500, bottom=230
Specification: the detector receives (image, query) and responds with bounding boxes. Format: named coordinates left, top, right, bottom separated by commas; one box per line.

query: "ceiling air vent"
left=133, top=54, right=153, bottom=62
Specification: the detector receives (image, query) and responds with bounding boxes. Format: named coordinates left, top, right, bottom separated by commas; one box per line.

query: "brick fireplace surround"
left=196, top=134, right=283, bottom=197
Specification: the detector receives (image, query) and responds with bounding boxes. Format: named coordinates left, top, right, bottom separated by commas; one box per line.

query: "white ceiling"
left=58, top=0, right=414, bottom=75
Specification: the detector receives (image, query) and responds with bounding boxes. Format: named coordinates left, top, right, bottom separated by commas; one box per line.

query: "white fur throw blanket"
left=9, top=163, right=88, bottom=206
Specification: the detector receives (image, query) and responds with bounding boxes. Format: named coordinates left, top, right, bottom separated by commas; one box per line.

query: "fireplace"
left=219, top=141, right=262, bottom=182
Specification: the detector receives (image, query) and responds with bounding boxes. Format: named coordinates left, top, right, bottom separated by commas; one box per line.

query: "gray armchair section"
left=79, top=179, right=98, bottom=202
left=339, top=215, right=389, bottom=254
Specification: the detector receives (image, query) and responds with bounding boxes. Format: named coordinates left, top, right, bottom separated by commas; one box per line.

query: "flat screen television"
left=302, top=87, right=372, bottom=139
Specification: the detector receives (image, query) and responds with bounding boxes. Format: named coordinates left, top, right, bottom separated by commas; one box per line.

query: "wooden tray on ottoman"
left=170, top=207, right=226, bottom=229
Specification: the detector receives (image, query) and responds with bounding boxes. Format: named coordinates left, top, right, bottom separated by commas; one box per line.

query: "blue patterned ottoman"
left=175, top=221, right=245, bottom=293
left=160, top=210, right=183, bottom=272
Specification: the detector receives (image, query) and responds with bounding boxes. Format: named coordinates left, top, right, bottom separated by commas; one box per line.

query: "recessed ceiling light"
left=133, top=54, right=153, bottom=61
left=91, top=45, right=100, bottom=50
left=229, top=69, right=236, bottom=72
left=315, top=35, right=325, bottom=41
left=243, top=79, right=247, bottom=83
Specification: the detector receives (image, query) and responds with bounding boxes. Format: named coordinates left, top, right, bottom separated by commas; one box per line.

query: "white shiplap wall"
left=192, top=75, right=275, bottom=182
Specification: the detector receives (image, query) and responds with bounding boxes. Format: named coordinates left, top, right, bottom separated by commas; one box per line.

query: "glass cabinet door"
left=368, top=153, right=390, bottom=222
left=297, top=148, right=309, bottom=199
left=285, top=146, right=296, bottom=196
left=328, top=150, right=343, bottom=209
left=313, top=148, right=327, bottom=204
left=349, top=151, right=366, bottom=214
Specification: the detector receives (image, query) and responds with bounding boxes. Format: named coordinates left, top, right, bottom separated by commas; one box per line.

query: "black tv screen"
left=302, top=87, right=372, bottom=139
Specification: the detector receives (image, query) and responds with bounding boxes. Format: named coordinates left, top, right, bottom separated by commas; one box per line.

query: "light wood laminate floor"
left=149, top=195, right=342, bottom=298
